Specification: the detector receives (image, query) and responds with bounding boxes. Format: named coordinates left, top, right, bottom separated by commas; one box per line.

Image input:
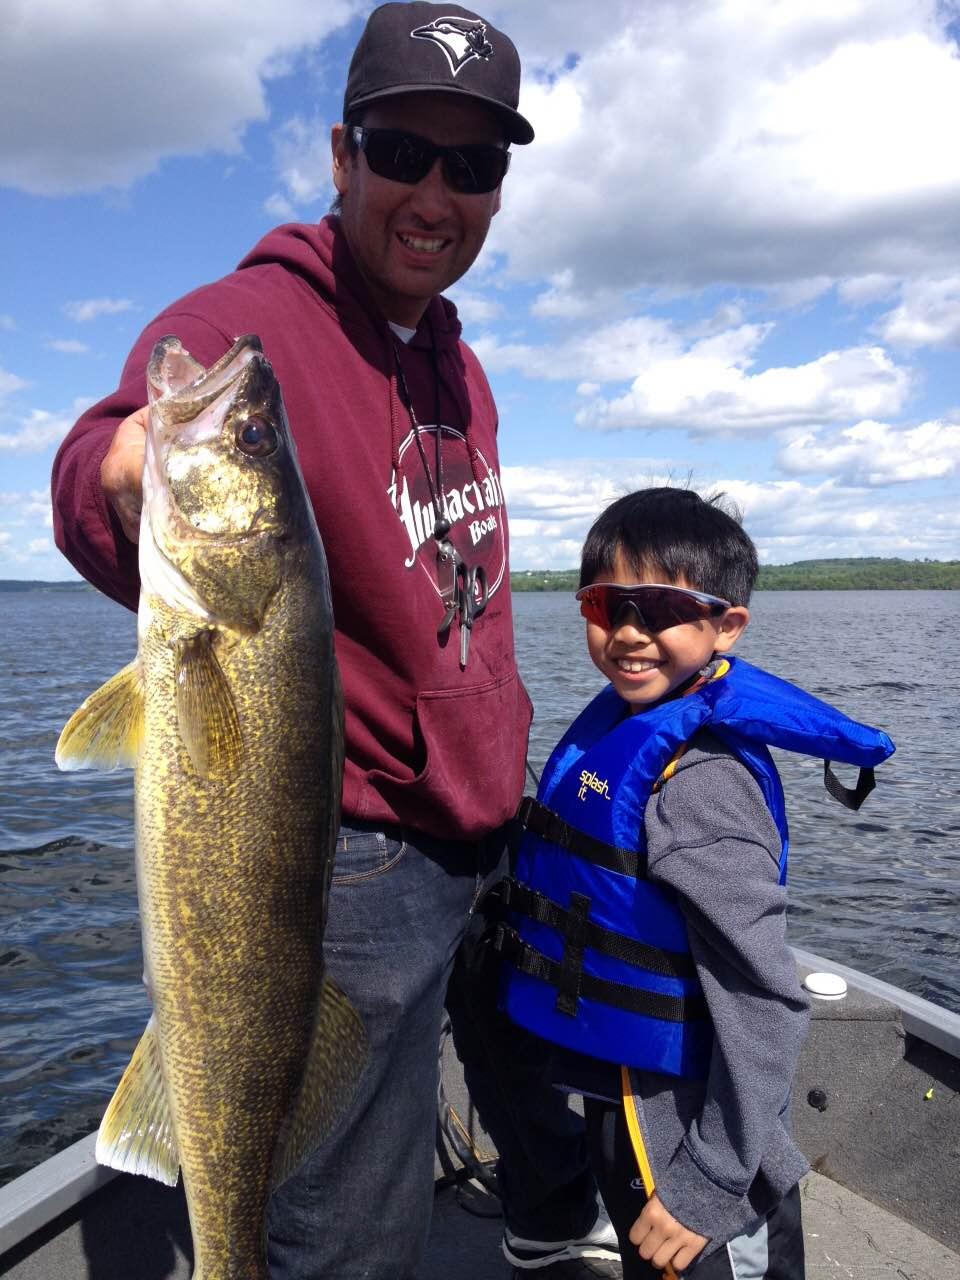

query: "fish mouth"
left=159, top=514, right=285, bottom=549
left=145, top=333, right=286, bottom=544
left=148, top=335, right=264, bottom=422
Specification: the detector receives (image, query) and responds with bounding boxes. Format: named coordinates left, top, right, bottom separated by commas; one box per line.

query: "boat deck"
left=2, top=948, right=959, bottom=1278
left=0, top=1165, right=957, bottom=1279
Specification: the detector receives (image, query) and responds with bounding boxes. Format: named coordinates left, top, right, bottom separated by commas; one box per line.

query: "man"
left=52, top=4, right=620, bottom=1277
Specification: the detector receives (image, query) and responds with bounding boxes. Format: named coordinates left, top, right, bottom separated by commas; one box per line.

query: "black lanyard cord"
left=392, top=331, right=449, bottom=539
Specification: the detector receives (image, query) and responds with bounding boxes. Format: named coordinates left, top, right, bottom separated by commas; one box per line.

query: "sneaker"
left=503, top=1200, right=621, bottom=1270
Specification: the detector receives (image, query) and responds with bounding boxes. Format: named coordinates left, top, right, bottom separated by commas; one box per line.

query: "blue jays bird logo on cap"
left=410, top=15, right=494, bottom=76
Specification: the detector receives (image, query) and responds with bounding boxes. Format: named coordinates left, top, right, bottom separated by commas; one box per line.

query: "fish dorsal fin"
left=55, top=660, right=144, bottom=772
left=96, top=1014, right=180, bottom=1187
left=175, top=630, right=243, bottom=778
left=271, top=976, right=368, bottom=1189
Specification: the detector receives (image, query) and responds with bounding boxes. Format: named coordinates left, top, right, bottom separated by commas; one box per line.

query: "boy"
left=496, top=488, right=894, bottom=1277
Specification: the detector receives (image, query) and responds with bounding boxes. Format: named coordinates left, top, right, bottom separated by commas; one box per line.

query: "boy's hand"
left=629, top=1193, right=708, bottom=1274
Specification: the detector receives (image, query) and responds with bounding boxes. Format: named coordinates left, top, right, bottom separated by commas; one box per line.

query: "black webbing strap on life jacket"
left=516, top=796, right=646, bottom=878
left=498, top=877, right=699, bottom=983
left=494, top=920, right=709, bottom=1024
left=823, top=761, right=876, bottom=811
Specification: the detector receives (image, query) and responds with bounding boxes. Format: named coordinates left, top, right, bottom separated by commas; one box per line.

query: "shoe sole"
left=502, top=1241, right=621, bottom=1269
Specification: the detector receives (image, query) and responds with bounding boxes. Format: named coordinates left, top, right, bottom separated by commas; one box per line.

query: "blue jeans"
left=266, top=821, right=597, bottom=1279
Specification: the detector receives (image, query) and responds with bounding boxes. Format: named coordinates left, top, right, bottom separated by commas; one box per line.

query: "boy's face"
left=584, top=551, right=750, bottom=711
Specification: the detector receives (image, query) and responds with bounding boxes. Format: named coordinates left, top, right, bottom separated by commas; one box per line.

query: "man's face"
left=331, top=92, right=505, bottom=327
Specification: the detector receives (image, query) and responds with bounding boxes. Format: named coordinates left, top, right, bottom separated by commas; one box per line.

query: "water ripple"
left=1, top=587, right=958, bottom=1186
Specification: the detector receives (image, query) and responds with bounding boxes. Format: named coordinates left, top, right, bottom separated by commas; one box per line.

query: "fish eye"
left=235, top=417, right=279, bottom=457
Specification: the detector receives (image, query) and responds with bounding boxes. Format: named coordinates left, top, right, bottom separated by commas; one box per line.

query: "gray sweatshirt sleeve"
left=642, top=733, right=810, bottom=1234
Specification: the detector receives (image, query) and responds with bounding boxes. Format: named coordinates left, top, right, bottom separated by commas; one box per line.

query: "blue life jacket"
left=497, top=657, right=894, bottom=1079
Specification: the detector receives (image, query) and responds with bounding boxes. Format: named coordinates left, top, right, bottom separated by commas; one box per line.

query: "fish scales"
left=57, top=335, right=365, bottom=1280
left=141, top=589, right=333, bottom=1271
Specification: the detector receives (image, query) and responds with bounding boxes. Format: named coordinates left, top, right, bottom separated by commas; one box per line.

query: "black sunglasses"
left=350, top=126, right=510, bottom=195
left=575, top=583, right=731, bottom=633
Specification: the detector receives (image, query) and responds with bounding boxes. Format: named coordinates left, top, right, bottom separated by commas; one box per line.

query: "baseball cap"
left=343, top=2, right=534, bottom=145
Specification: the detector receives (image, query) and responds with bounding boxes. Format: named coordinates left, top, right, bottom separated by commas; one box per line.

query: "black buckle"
left=492, top=921, right=522, bottom=957
left=517, top=795, right=536, bottom=828
left=499, top=876, right=515, bottom=909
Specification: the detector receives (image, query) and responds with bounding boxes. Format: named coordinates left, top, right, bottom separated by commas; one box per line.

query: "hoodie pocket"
left=362, top=670, right=533, bottom=842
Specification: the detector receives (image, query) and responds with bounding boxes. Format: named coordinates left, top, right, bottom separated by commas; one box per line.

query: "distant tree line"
left=3, top=558, right=958, bottom=595
left=510, top=558, right=960, bottom=592
left=0, top=580, right=91, bottom=593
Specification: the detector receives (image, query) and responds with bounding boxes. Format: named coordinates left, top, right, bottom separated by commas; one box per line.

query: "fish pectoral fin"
left=271, top=976, right=368, bottom=1189
left=174, top=630, right=243, bottom=778
left=55, top=660, right=144, bottom=772
left=96, top=1014, right=180, bottom=1186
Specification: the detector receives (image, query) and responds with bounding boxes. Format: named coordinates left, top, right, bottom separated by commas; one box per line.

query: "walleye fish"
left=57, top=335, right=366, bottom=1279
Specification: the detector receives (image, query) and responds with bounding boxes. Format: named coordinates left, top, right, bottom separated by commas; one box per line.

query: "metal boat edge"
left=2, top=945, right=959, bottom=1263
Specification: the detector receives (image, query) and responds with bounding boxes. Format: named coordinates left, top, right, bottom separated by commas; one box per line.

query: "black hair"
left=579, top=487, right=759, bottom=605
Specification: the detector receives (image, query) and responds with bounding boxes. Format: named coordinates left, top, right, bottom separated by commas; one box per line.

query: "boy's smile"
left=584, top=553, right=749, bottom=711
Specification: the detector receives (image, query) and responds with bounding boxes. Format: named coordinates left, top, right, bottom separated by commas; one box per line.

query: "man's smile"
left=398, top=231, right=450, bottom=255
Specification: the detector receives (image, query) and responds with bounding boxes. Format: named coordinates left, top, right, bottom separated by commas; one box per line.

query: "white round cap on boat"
left=803, top=971, right=848, bottom=1000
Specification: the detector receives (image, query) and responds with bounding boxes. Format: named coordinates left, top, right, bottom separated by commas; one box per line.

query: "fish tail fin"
left=96, top=1014, right=180, bottom=1186
left=55, top=660, right=144, bottom=771
left=271, top=976, right=368, bottom=1189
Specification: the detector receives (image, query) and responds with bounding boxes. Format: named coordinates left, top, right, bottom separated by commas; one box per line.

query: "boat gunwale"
left=2, top=946, right=959, bottom=1261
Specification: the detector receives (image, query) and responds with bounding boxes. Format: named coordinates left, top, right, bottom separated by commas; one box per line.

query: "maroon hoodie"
left=52, top=216, right=532, bottom=842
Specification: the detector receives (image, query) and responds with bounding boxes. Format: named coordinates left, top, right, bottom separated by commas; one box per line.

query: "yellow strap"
left=651, top=743, right=687, bottom=794
left=620, top=1064, right=656, bottom=1196
left=620, top=1064, right=679, bottom=1280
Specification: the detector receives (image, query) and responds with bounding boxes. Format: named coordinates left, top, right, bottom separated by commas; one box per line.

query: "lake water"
left=1, top=587, right=958, bottom=1185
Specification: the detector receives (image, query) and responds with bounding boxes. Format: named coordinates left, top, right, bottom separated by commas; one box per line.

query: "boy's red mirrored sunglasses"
left=575, top=583, right=731, bottom=632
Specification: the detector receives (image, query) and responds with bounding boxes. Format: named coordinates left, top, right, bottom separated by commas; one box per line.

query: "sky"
left=2, top=0, right=960, bottom=579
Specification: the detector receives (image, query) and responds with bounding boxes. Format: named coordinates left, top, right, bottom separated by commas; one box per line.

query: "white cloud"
left=264, top=193, right=297, bottom=222
left=0, top=367, right=28, bottom=397
left=582, top=344, right=911, bottom=435
left=764, top=278, right=834, bottom=311
left=0, top=315, right=14, bottom=331
left=875, top=277, right=960, bottom=350
left=63, top=297, right=134, bottom=323
left=727, top=476, right=960, bottom=559
left=500, top=462, right=960, bottom=567
left=530, top=272, right=629, bottom=321
left=474, top=315, right=683, bottom=384
left=492, top=1, right=960, bottom=290
left=0, top=0, right=362, bottom=195
left=478, top=316, right=911, bottom=435
left=46, top=339, right=90, bottom=354
left=0, top=410, right=73, bottom=453
left=0, top=489, right=54, bottom=526
left=777, top=419, right=960, bottom=485
left=265, top=113, right=335, bottom=216
left=502, top=458, right=681, bottom=568
left=444, top=287, right=504, bottom=327
left=838, top=274, right=899, bottom=307
left=0, top=491, right=79, bottom=577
